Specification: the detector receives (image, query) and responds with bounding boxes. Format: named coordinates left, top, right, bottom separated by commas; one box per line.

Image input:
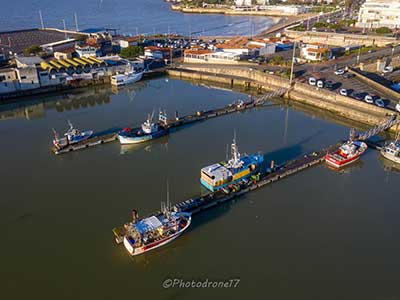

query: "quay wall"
left=285, top=30, right=397, bottom=47
left=0, top=76, right=110, bottom=101
left=167, top=67, right=399, bottom=131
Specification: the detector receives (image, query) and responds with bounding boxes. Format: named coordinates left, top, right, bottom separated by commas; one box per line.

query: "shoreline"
left=171, top=5, right=302, bottom=17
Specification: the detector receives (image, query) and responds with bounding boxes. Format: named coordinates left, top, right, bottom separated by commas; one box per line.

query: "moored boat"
left=200, top=136, right=264, bottom=191
left=118, top=110, right=169, bottom=144
left=325, top=139, right=368, bottom=168
left=111, top=63, right=144, bottom=86
left=380, top=137, right=400, bottom=164
left=53, top=121, right=93, bottom=149
left=123, top=205, right=191, bottom=256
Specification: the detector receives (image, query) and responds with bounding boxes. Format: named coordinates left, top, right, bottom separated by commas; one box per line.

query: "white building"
left=0, top=68, right=18, bottom=94
left=75, top=44, right=99, bottom=58
left=118, top=37, right=139, bottom=49
left=357, top=0, right=400, bottom=29
left=300, top=43, right=332, bottom=61
left=234, top=0, right=252, bottom=6
left=184, top=50, right=241, bottom=64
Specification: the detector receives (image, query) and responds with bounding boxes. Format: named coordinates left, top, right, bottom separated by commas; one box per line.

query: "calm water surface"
left=0, top=0, right=279, bottom=35
left=1, top=78, right=400, bottom=299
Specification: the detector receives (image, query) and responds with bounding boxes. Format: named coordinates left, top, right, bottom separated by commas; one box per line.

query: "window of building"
left=0, top=75, right=6, bottom=82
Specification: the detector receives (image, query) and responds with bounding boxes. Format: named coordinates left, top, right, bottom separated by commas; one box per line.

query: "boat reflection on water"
left=111, top=80, right=148, bottom=96
left=120, top=135, right=169, bottom=155
left=324, top=159, right=364, bottom=174
left=379, top=155, right=400, bottom=173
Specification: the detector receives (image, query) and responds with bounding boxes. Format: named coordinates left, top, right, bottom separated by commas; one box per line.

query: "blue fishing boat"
left=200, top=136, right=264, bottom=191
left=53, top=121, right=93, bottom=149
left=118, top=110, right=169, bottom=144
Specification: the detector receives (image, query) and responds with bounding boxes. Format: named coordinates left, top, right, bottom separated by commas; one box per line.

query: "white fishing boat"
left=111, top=63, right=144, bottom=86
left=380, top=134, right=400, bottom=164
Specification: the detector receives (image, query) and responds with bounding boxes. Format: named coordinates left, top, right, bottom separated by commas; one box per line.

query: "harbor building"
left=215, top=37, right=276, bottom=57
left=144, top=46, right=172, bottom=60
left=0, top=68, right=18, bottom=94
left=300, top=42, right=332, bottom=61
left=183, top=49, right=241, bottom=64
left=356, top=0, right=400, bottom=29
left=118, top=37, right=140, bottom=48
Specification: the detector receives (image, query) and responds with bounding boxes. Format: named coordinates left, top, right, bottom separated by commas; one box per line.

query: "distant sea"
left=0, top=0, right=278, bottom=36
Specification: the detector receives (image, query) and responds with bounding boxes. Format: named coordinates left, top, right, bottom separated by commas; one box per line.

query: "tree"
left=23, top=45, right=42, bottom=56
left=376, top=27, right=392, bottom=35
left=120, top=46, right=144, bottom=59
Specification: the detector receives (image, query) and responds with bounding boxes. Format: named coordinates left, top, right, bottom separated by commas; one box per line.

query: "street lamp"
left=289, top=41, right=297, bottom=86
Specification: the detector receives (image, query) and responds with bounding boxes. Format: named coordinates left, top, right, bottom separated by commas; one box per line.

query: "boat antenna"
left=226, top=143, right=229, bottom=161
left=167, top=180, right=170, bottom=212
left=67, top=120, right=73, bottom=130
left=52, top=128, right=59, bottom=139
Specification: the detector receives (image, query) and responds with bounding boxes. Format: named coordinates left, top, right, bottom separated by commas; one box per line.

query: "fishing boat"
left=200, top=136, right=264, bottom=192
left=118, top=110, right=169, bottom=144
left=53, top=121, right=93, bottom=149
left=111, top=63, right=144, bottom=86
left=122, top=188, right=191, bottom=256
left=325, top=138, right=368, bottom=168
left=380, top=135, right=400, bottom=164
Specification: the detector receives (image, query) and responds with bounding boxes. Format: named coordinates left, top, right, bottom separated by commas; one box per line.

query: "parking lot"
left=300, top=69, right=399, bottom=112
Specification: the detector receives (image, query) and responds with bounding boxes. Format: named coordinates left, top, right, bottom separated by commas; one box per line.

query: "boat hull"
left=118, top=128, right=169, bottom=145
left=325, top=147, right=367, bottom=168
left=381, top=149, right=400, bottom=164
left=53, top=130, right=93, bottom=148
left=201, top=174, right=251, bottom=192
left=123, top=215, right=191, bottom=256
left=111, top=71, right=143, bottom=86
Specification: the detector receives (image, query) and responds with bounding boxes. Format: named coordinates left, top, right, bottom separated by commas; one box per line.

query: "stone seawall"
left=167, top=66, right=398, bottom=132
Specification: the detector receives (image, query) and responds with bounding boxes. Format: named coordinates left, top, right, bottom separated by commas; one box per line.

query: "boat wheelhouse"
left=53, top=121, right=93, bottom=149
left=325, top=140, right=368, bottom=168
left=200, top=137, right=264, bottom=191
left=118, top=110, right=169, bottom=144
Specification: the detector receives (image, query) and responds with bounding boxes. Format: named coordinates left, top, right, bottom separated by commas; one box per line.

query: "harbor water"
left=0, top=0, right=279, bottom=36
left=1, top=77, right=400, bottom=299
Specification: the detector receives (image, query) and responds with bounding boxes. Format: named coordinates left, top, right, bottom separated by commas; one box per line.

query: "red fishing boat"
left=325, top=140, right=368, bottom=168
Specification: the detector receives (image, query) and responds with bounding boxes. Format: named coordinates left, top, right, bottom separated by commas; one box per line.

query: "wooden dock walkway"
left=53, top=88, right=288, bottom=155
left=112, top=117, right=399, bottom=245
left=112, top=142, right=339, bottom=243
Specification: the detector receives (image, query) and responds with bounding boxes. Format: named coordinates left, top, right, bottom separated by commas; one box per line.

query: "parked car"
left=325, top=80, right=334, bottom=89
left=364, top=95, right=374, bottom=103
left=374, top=98, right=385, bottom=108
left=396, top=102, right=400, bottom=112
left=309, top=77, right=317, bottom=86
left=353, top=93, right=364, bottom=101
left=317, top=79, right=324, bottom=88
left=343, top=72, right=355, bottom=79
left=334, top=69, right=346, bottom=75
left=339, top=88, right=348, bottom=96
left=382, top=66, right=394, bottom=74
